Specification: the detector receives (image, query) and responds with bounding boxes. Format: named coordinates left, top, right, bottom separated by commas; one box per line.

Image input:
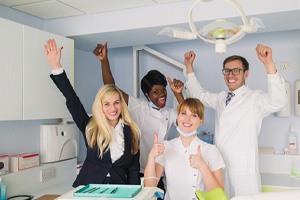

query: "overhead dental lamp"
left=158, top=0, right=265, bottom=53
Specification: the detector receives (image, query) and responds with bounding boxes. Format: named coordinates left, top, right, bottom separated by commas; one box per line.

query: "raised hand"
left=184, top=51, right=196, bottom=74
left=184, top=51, right=196, bottom=66
left=44, top=39, right=63, bottom=69
left=255, top=44, right=276, bottom=74
left=167, top=77, right=184, bottom=94
left=189, top=145, right=205, bottom=170
left=152, top=133, right=165, bottom=158
left=93, top=41, right=108, bottom=62
left=256, top=44, right=273, bottom=64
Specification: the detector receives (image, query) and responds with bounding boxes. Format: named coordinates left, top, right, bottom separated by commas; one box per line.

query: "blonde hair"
left=177, top=98, right=204, bottom=120
left=85, top=84, right=140, bottom=157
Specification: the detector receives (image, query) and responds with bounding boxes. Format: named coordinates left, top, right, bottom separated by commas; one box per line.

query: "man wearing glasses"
left=183, top=44, right=287, bottom=198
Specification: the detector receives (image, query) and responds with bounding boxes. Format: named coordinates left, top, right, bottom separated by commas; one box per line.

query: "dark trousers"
left=140, top=173, right=165, bottom=200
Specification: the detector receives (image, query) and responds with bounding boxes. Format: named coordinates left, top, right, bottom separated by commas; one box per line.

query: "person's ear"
left=244, top=70, right=249, bottom=79
left=198, top=119, right=203, bottom=126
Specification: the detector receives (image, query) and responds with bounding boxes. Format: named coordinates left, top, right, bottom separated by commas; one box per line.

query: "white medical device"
left=40, top=123, right=79, bottom=163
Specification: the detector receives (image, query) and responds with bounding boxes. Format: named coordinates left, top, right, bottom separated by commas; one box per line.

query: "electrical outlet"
left=40, top=167, right=56, bottom=182
left=280, top=62, right=291, bottom=71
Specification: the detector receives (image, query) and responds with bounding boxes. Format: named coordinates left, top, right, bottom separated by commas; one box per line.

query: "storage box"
left=0, top=155, right=9, bottom=174
left=9, top=153, right=39, bottom=172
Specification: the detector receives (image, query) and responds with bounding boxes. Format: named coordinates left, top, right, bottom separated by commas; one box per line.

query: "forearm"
left=101, top=58, right=115, bottom=84
left=144, top=154, right=159, bottom=187
left=199, top=165, right=224, bottom=191
left=265, top=62, right=277, bottom=74
left=186, top=63, right=194, bottom=74
left=50, top=72, right=90, bottom=134
left=174, top=92, right=184, bottom=104
left=261, top=72, right=288, bottom=111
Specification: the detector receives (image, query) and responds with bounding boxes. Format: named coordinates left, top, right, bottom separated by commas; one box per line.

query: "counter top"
left=261, top=173, right=300, bottom=189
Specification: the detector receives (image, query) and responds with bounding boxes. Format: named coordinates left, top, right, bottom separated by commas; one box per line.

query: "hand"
left=151, top=133, right=165, bottom=158
left=189, top=145, right=206, bottom=170
left=93, top=41, right=108, bottom=62
left=44, top=39, right=63, bottom=69
left=167, top=77, right=184, bottom=94
left=256, top=44, right=276, bottom=74
left=184, top=51, right=196, bottom=66
left=256, top=44, right=274, bottom=65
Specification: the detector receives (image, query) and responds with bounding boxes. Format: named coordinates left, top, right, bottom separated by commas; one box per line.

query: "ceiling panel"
left=0, top=0, right=190, bottom=19
left=60, top=0, right=155, bottom=14
left=12, top=0, right=85, bottom=19
left=0, top=0, right=48, bottom=7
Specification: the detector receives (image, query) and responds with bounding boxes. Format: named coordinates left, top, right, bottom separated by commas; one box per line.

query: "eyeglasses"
left=222, top=68, right=244, bottom=75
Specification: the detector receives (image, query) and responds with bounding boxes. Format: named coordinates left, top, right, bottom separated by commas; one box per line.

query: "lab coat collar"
left=229, top=85, right=249, bottom=97
left=147, top=103, right=168, bottom=119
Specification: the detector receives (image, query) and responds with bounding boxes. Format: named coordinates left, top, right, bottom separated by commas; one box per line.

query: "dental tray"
left=73, top=184, right=142, bottom=198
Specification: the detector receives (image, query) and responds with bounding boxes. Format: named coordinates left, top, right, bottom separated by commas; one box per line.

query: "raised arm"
left=255, top=44, right=277, bottom=74
left=44, top=39, right=90, bottom=139
left=93, top=42, right=129, bottom=104
left=184, top=51, right=196, bottom=74
left=144, top=133, right=165, bottom=187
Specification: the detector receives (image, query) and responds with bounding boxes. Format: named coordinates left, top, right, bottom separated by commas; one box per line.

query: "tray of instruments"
left=73, top=184, right=142, bottom=198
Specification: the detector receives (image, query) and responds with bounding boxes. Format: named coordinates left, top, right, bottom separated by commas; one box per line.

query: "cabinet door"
left=0, top=18, right=23, bottom=120
left=23, top=26, right=74, bottom=120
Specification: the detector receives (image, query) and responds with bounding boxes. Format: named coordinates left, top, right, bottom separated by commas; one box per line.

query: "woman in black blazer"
left=44, top=39, right=141, bottom=187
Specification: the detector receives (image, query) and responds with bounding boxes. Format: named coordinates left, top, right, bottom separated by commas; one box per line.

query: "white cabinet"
left=23, top=26, right=74, bottom=120
left=0, top=18, right=23, bottom=120
left=0, top=17, right=74, bottom=120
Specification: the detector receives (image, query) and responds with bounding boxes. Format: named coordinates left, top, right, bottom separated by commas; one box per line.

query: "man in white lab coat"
left=183, top=44, right=288, bottom=198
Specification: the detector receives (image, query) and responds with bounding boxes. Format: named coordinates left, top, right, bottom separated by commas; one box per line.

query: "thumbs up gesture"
left=150, top=133, right=165, bottom=158
left=189, top=145, right=205, bottom=170
left=167, top=77, right=184, bottom=94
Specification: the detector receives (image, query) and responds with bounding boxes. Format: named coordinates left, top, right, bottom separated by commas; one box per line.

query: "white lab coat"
left=128, top=96, right=177, bottom=172
left=185, top=72, right=287, bottom=198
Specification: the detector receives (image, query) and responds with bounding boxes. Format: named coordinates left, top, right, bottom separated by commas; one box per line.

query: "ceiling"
left=0, top=0, right=189, bottom=19
left=1, top=0, right=300, bottom=52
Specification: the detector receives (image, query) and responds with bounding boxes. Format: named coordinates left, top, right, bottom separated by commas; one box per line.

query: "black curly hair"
left=141, top=70, right=167, bottom=100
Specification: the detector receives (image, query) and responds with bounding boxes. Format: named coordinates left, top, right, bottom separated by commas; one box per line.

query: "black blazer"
left=50, top=71, right=140, bottom=187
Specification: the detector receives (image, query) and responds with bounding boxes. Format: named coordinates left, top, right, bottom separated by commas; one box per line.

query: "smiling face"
left=223, top=59, right=248, bottom=92
left=147, top=84, right=167, bottom=108
left=177, top=106, right=203, bottom=133
left=102, top=92, right=122, bottom=127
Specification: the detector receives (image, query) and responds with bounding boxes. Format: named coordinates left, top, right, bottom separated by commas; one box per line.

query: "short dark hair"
left=223, top=55, right=249, bottom=71
left=141, top=70, right=167, bottom=97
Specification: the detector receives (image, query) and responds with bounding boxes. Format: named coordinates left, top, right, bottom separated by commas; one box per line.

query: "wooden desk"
left=36, top=195, right=60, bottom=200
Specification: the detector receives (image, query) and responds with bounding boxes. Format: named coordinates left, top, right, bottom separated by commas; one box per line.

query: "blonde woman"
left=144, top=98, right=225, bottom=200
left=44, top=39, right=140, bottom=187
